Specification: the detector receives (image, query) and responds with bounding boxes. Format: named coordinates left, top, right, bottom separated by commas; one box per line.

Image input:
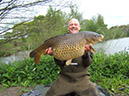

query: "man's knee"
left=78, top=87, right=99, bottom=96
left=46, top=88, right=56, bottom=96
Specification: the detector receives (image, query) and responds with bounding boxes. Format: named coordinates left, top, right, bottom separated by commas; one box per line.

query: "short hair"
left=68, top=18, right=80, bottom=25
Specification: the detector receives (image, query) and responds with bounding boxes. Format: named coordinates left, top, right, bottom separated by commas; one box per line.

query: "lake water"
left=94, top=37, right=129, bottom=55
left=0, top=51, right=31, bottom=64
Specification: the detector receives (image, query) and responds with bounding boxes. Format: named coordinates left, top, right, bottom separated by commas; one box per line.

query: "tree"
left=68, top=5, right=83, bottom=22
left=0, top=6, right=70, bottom=55
left=81, top=19, right=99, bottom=32
left=81, top=14, right=108, bottom=33
left=96, top=14, right=107, bottom=28
left=0, top=0, right=77, bottom=45
left=0, top=0, right=76, bottom=35
left=26, top=6, right=68, bottom=49
left=0, top=0, right=49, bottom=34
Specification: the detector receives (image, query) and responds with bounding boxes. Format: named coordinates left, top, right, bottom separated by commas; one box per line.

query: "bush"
left=0, top=55, right=60, bottom=87
left=0, top=52, right=128, bottom=95
left=89, top=51, right=129, bottom=95
left=90, top=51, right=129, bottom=78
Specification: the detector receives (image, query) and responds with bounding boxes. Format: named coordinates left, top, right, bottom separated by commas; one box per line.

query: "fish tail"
left=30, top=37, right=55, bottom=64
left=29, top=43, right=50, bottom=64
left=34, top=53, right=41, bottom=64
left=30, top=49, right=46, bottom=64
left=30, top=49, right=46, bottom=58
left=30, top=50, right=37, bottom=58
left=30, top=44, right=48, bottom=58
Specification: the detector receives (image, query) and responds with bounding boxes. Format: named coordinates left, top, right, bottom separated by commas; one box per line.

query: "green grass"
left=0, top=52, right=129, bottom=95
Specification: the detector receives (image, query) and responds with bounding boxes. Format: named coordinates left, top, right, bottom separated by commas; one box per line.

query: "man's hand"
left=45, top=47, right=53, bottom=55
left=85, top=44, right=92, bottom=52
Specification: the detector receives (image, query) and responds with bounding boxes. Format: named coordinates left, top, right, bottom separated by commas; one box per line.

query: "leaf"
left=7, top=81, right=11, bottom=85
left=18, top=76, right=21, bottom=82
left=20, top=71, right=26, bottom=74
left=21, top=80, right=30, bottom=87
left=2, top=83, right=9, bottom=87
left=28, top=76, right=33, bottom=80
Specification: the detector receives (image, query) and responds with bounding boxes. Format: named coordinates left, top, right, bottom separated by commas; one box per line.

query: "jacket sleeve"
left=82, top=51, right=93, bottom=67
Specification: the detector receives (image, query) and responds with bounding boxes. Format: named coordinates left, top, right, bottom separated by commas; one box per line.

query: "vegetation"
left=0, top=0, right=76, bottom=35
left=0, top=55, right=60, bottom=87
left=0, top=3, right=129, bottom=96
left=0, top=52, right=129, bottom=95
left=89, top=52, right=129, bottom=95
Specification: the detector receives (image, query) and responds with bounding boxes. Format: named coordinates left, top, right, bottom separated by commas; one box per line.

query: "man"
left=45, top=18, right=99, bottom=96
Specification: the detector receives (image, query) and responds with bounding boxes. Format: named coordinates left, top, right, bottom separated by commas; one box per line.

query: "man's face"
left=68, top=20, right=81, bottom=34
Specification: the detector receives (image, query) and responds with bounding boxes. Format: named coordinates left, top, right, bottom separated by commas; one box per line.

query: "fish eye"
left=94, top=35, right=97, bottom=37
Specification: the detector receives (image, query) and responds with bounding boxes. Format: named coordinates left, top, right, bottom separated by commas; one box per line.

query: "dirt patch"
left=0, top=85, right=33, bottom=96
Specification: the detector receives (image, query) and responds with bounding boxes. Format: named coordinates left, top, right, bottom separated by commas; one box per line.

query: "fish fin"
left=30, top=36, right=55, bottom=64
left=34, top=53, right=41, bottom=64
left=30, top=51, right=37, bottom=58
left=66, top=59, right=72, bottom=66
left=89, top=45, right=96, bottom=52
left=30, top=44, right=48, bottom=58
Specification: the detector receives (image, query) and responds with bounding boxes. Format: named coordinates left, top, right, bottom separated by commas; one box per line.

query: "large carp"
left=30, top=31, right=104, bottom=65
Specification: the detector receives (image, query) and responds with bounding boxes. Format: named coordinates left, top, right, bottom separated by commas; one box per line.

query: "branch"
left=0, top=0, right=50, bottom=11
left=0, top=0, right=51, bottom=21
left=0, top=19, right=33, bottom=34
left=0, top=32, right=29, bottom=45
left=0, top=0, right=17, bottom=20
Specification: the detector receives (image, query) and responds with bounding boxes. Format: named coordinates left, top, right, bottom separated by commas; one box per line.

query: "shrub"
left=0, top=55, right=60, bottom=87
left=89, top=51, right=129, bottom=95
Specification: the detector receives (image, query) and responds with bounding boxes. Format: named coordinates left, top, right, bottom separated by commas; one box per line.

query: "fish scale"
left=53, top=37, right=86, bottom=60
left=30, top=31, right=104, bottom=65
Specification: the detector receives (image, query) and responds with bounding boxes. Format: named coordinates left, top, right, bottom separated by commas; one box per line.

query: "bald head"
left=68, top=18, right=80, bottom=26
left=68, top=18, right=81, bottom=34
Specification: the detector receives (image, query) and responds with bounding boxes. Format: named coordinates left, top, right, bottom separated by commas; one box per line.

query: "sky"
left=1, top=0, right=129, bottom=31
left=37, top=0, right=129, bottom=28
left=78, top=0, right=129, bottom=28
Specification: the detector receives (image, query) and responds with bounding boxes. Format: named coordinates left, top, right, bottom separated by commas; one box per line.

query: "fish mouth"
left=99, top=35, right=104, bottom=41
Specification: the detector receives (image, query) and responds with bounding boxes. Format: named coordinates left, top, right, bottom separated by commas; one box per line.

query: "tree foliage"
left=68, top=5, right=83, bottom=22
left=0, top=0, right=76, bottom=34
left=96, top=14, right=107, bottom=28
left=2, top=6, right=68, bottom=48
left=81, top=14, right=107, bottom=33
left=81, top=19, right=99, bottom=32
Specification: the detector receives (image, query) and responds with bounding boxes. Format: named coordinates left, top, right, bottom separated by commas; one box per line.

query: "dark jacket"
left=54, top=51, right=93, bottom=82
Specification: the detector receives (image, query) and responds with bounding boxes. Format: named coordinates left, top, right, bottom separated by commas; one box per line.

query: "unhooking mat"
left=22, top=83, right=111, bottom=96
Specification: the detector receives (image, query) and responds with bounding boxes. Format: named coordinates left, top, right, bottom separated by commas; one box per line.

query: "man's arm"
left=82, top=45, right=93, bottom=67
